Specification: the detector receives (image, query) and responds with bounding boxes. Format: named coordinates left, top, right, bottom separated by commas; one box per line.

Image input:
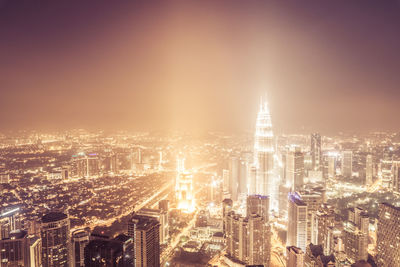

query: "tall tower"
left=72, top=229, right=90, bottom=267
left=286, top=147, right=305, bottom=191
left=175, top=155, right=195, bottom=213
left=377, top=203, right=400, bottom=266
left=342, top=150, right=353, bottom=179
left=365, top=155, right=373, bottom=186
left=40, top=212, right=70, bottom=267
left=253, top=98, right=275, bottom=202
left=311, top=133, right=322, bottom=171
left=287, top=192, right=308, bottom=252
left=128, top=215, right=160, bottom=267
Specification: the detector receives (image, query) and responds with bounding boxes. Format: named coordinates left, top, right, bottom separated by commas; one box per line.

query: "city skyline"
left=1, top=1, right=400, bottom=267
left=1, top=0, right=400, bottom=133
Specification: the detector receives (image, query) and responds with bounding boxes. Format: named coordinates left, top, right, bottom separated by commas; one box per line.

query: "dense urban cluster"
left=1, top=101, right=400, bottom=267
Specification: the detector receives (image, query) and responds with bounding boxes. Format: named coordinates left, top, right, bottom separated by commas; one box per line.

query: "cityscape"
left=1, top=1, right=400, bottom=267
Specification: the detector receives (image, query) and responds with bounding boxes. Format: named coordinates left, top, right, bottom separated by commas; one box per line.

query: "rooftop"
left=41, top=212, right=68, bottom=223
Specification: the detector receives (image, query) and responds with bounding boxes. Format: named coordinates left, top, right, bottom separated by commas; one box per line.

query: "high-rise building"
left=278, top=184, right=291, bottom=219
left=365, top=155, right=373, bottom=186
left=246, top=195, right=269, bottom=223
left=297, top=190, right=324, bottom=246
left=287, top=192, right=308, bottom=252
left=0, top=207, right=20, bottom=239
left=225, top=211, right=270, bottom=266
left=175, top=156, right=195, bottom=213
left=286, top=147, right=305, bottom=191
left=238, top=152, right=252, bottom=196
left=136, top=208, right=168, bottom=244
left=286, top=246, right=304, bottom=267
left=381, top=147, right=394, bottom=189
left=222, top=169, right=230, bottom=194
left=327, top=156, right=336, bottom=180
left=128, top=215, right=160, bottom=267
left=253, top=98, right=275, bottom=205
left=304, top=244, right=335, bottom=267
left=0, top=230, right=30, bottom=266
left=247, top=214, right=271, bottom=266
left=343, top=221, right=368, bottom=263
left=393, top=161, right=400, bottom=194
left=229, top=156, right=240, bottom=200
left=29, top=236, right=42, bottom=267
left=311, top=133, right=322, bottom=171
left=314, top=204, right=336, bottom=255
left=72, top=229, right=90, bottom=267
left=84, top=234, right=132, bottom=267
left=376, top=203, right=400, bottom=266
left=342, top=151, right=353, bottom=179
left=40, top=212, right=70, bottom=267
left=222, top=198, right=233, bottom=236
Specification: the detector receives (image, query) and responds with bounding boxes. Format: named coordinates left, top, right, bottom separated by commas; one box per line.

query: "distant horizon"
left=1, top=0, right=400, bottom=133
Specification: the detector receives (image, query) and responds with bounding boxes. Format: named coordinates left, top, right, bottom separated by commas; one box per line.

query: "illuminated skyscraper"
left=72, top=229, right=90, bottom=267
left=253, top=98, right=275, bottom=205
left=287, top=192, right=308, bottom=252
left=40, top=212, right=70, bottom=267
left=136, top=208, right=168, bottom=244
left=229, top=155, right=240, bottom=200
left=365, top=155, right=373, bottom=186
left=342, top=151, right=353, bottom=179
left=128, top=215, right=160, bottom=267
left=247, top=195, right=269, bottom=222
left=381, top=147, right=393, bottom=189
left=286, top=147, right=305, bottom=191
left=377, top=203, right=400, bottom=266
left=175, top=155, right=195, bottom=213
left=311, top=133, right=322, bottom=171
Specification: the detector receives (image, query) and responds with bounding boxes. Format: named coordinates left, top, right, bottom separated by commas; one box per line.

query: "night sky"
left=1, top=0, right=400, bottom=133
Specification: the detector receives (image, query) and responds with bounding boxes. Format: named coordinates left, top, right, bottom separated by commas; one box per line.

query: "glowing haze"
left=1, top=0, right=400, bottom=133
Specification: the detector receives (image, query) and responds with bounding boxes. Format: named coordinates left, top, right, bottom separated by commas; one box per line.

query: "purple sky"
left=1, top=0, right=400, bottom=133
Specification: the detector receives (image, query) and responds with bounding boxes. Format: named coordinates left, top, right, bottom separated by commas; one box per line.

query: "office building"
left=0, top=230, right=30, bottom=266
left=304, top=244, right=335, bottom=267
left=278, top=184, right=291, bottom=219
left=297, top=190, right=324, bottom=246
left=229, top=156, right=240, bottom=200
left=41, top=212, right=70, bottom=267
left=286, top=147, right=305, bottom=191
left=327, top=156, right=336, bottom=180
left=225, top=211, right=270, bottom=266
left=380, top=148, right=393, bottom=189
left=222, top=198, right=233, bottom=235
left=314, top=204, right=336, bottom=255
left=392, top=161, right=400, bottom=194
left=365, top=155, right=373, bottom=186
left=376, top=203, right=400, bottom=266
left=29, top=236, right=42, bottom=267
left=136, top=208, right=168, bottom=244
left=286, top=246, right=304, bottom=267
left=72, top=229, right=90, bottom=267
left=246, top=195, right=269, bottom=222
left=84, top=235, right=129, bottom=267
left=343, top=222, right=368, bottom=263
left=311, top=133, right=322, bottom=171
left=342, top=151, right=353, bottom=178
left=128, top=214, right=160, bottom=267
left=287, top=192, right=308, bottom=252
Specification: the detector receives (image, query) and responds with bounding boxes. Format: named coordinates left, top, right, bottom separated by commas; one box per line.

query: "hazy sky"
left=1, top=0, right=400, bottom=134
